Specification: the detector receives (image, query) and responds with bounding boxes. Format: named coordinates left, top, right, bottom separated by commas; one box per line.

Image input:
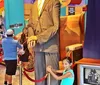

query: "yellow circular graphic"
left=59, top=0, right=71, bottom=6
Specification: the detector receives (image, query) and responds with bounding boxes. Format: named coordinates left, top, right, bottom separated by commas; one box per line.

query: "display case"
left=76, top=58, right=100, bottom=85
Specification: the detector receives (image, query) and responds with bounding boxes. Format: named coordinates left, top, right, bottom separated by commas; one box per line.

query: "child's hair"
left=0, top=15, right=3, bottom=20
left=0, top=15, right=2, bottom=18
left=62, top=57, right=72, bottom=64
left=7, top=35, right=13, bottom=37
left=20, top=27, right=28, bottom=44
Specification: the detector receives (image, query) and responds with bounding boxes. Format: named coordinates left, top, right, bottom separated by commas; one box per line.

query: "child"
left=46, top=57, right=74, bottom=85
left=2, top=29, right=24, bottom=85
left=19, top=27, right=29, bottom=69
left=19, top=25, right=34, bottom=70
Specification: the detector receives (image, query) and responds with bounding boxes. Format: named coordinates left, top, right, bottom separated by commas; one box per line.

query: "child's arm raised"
left=47, top=67, right=72, bottom=80
left=52, top=69, right=63, bottom=74
left=47, top=66, right=63, bottom=74
left=50, top=70, right=72, bottom=80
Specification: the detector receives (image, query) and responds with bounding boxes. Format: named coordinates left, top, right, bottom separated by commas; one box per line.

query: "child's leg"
left=4, top=74, right=8, bottom=84
left=4, top=74, right=12, bottom=85
left=7, top=75, right=12, bottom=84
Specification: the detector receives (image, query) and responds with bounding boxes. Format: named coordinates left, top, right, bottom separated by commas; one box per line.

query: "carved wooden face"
left=59, top=0, right=71, bottom=6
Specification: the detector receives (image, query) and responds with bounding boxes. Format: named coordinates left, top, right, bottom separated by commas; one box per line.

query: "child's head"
left=62, top=57, right=72, bottom=69
left=22, top=27, right=28, bottom=37
left=6, top=29, right=14, bottom=37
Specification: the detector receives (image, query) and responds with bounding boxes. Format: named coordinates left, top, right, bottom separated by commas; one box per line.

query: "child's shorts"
left=5, top=60, right=17, bottom=75
left=19, top=50, right=29, bottom=62
left=19, top=55, right=29, bottom=62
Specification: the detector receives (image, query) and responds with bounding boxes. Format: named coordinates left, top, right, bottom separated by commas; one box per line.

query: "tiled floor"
left=0, top=64, right=35, bottom=85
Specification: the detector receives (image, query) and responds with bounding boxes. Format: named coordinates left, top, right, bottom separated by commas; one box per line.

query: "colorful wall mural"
left=0, top=0, right=87, bottom=32
left=0, top=0, right=87, bottom=58
left=59, top=0, right=87, bottom=59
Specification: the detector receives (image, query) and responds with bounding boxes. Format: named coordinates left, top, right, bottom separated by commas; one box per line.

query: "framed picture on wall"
left=68, top=6, right=75, bottom=15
